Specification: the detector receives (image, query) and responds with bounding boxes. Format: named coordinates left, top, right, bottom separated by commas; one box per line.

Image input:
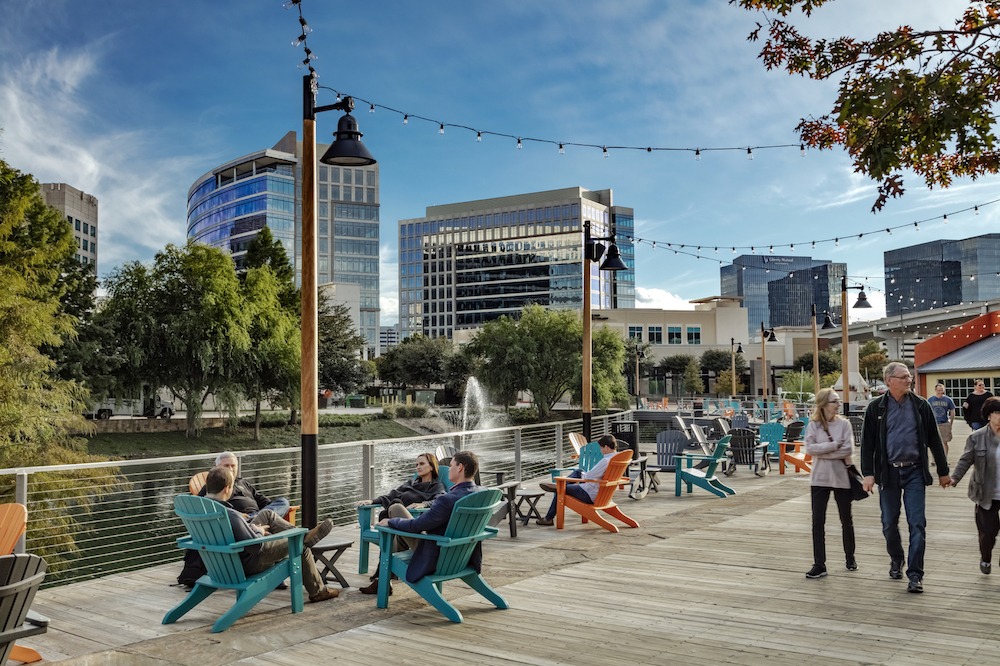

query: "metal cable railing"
left=1, top=413, right=630, bottom=587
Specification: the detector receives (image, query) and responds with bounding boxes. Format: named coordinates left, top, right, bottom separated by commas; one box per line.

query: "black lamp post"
left=582, top=219, right=627, bottom=441
left=838, top=275, right=872, bottom=416
left=634, top=345, right=646, bottom=410
left=301, top=75, right=376, bottom=528
left=759, top=322, right=777, bottom=401
left=730, top=337, right=743, bottom=397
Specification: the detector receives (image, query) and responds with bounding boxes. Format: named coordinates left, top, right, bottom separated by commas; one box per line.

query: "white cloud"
left=379, top=243, right=399, bottom=325
left=634, top=287, right=696, bottom=310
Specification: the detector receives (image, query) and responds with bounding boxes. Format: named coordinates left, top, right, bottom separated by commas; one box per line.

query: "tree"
left=793, top=350, right=841, bottom=376
left=318, top=299, right=368, bottom=397
left=467, top=317, right=522, bottom=409
left=626, top=339, right=654, bottom=396
left=717, top=368, right=746, bottom=396
left=780, top=370, right=815, bottom=401
left=589, top=327, right=630, bottom=410
left=682, top=358, right=704, bottom=396
left=235, top=266, right=300, bottom=441
left=701, top=348, right=748, bottom=375
left=859, top=339, right=889, bottom=381
left=100, top=241, right=252, bottom=437
left=378, top=334, right=451, bottom=389
left=660, top=354, right=695, bottom=396
left=734, top=1, right=1000, bottom=212
left=243, top=226, right=297, bottom=309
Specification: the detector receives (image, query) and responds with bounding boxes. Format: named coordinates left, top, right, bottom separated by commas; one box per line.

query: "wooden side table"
left=310, top=538, right=353, bottom=588
left=514, top=490, right=545, bottom=525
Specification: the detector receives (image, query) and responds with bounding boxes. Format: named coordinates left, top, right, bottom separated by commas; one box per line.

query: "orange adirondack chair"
left=0, top=503, right=43, bottom=664
left=554, top=450, right=640, bottom=533
left=188, top=473, right=298, bottom=524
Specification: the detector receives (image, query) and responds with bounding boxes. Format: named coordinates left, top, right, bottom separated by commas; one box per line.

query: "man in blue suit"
left=360, top=450, right=481, bottom=594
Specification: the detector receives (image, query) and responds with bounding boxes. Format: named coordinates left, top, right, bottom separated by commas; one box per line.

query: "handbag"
left=845, top=463, right=869, bottom=501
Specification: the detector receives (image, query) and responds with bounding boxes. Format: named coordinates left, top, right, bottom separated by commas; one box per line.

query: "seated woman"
left=355, top=452, right=446, bottom=519
left=357, top=452, right=446, bottom=594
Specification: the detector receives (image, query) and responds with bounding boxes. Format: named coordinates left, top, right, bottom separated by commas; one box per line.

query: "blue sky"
left=2, top=0, right=995, bottom=326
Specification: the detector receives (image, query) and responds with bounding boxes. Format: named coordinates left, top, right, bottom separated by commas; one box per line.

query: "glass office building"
left=398, top=187, right=635, bottom=340
left=721, top=255, right=845, bottom=335
left=188, top=131, right=381, bottom=356
left=885, top=234, right=1000, bottom=316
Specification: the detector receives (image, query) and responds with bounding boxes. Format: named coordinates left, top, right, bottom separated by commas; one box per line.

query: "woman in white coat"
left=804, top=388, right=857, bottom=579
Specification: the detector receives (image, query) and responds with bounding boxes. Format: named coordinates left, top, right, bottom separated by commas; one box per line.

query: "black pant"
left=975, top=500, right=1000, bottom=563
left=811, top=486, right=855, bottom=566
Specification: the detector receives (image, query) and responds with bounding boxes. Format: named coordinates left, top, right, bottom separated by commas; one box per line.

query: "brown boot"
left=360, top=578, right=391, bottom=595
left=304, top=518, right=334, bottom=548
left=308, top=586, right=341, bottom=603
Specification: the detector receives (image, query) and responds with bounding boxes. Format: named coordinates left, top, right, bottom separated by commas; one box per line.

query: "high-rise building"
left=188, top=131, right=381, bottom=355
left=380, top=324, right=400, bottom=351
left=721, top=254, right=845, bottom=335
left=41, top=183, right=99, bottom=271
left=885, top=234, right=1000, bottom=316
left=398, top=187, right=635, bottom=340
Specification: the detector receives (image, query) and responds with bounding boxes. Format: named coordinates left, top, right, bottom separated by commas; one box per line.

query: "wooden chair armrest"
left=178, top=527, right=307, bottom=554
left=357, top=503, right=380, bottom=527
left=374, top=525, right=499, bottom=548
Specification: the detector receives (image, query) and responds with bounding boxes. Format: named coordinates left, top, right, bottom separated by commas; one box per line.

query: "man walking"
left=927, top=383, right=956, bottom=458
left=861, top=362, right=950, bottom=593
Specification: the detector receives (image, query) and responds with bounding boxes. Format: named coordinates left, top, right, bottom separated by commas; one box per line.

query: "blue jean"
left=879, top=466, right=926, bottom=581
left=545, top=470, right=593, bottom=520
left=971, top=421, right=985, bottom=430
left=247, top=497, right=291, bottom=521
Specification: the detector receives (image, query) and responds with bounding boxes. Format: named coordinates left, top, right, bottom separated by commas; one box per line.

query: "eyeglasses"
left=890, top=374, right=912, bottom=381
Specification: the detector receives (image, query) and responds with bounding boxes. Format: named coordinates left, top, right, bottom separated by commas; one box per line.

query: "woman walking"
left=804, top=388, right=857, bottom=579
left=950, top=397, right=1000, bottom=574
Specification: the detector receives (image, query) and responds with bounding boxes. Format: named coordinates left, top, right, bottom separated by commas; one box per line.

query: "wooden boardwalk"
left=19, top=427, right=1000, bottom=665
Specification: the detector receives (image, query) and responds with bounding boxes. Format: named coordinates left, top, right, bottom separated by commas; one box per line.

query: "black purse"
left=845, top=463, right=869, bottom=501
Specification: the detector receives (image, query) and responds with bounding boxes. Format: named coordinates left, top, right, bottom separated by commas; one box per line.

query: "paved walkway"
left=21, top=421, right=1000, bottom=665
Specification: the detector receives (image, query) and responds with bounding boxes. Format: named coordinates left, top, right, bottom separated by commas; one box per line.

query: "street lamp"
left=760, top=322, right=777, bottom=402
left=838, top=275, right=872, bottom=416
left=816, top=306, right=836, bottom=395
left=582, top=219, right=627, bottom=440
left=730, top=337, right=743, bottom=398
left=301, top=75, right=376, bottom=528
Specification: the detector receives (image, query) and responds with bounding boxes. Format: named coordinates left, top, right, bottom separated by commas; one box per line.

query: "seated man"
left=361, top=450, right=483, bottom=595
left=203, top=465, right=340, bottom=603
left=204, top=451, right=290, bottom=520
left=536, top=434, right=619, bottom=526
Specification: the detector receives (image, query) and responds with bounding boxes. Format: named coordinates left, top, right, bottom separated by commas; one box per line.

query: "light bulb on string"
left=402, top=115, right=409, bottom=125
left=695, top=148, right=701, bottom=161
left=517, top=138, right=522, bottom=150
left=369, top=103, right=375, bottom=113
left=439, top=123, right=445, bottom=135
left=975, top=206, right=980, bottom=215
left=943, top=214, right=948, bottom=224
left=835, top=238, right=839, bottom=247
left=603, top=146, right=609, bottom=159
left=800, top=143, right=806, bottom=157
left=559, top=143, right=565, bottom=154
left=476, top=131, right=482, bottom=142
left=746, top=147, right=753, bottom=160
left=298, top=16, right=312, bottom=34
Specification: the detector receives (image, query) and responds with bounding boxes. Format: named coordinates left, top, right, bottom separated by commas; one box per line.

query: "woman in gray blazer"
left=804, top=388, right=857, bottom=579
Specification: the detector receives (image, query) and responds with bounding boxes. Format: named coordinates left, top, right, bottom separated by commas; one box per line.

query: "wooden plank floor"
left=20, top=425, right=1000, bottom=665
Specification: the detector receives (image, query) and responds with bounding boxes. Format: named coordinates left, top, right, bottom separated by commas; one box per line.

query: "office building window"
left=667, top=326, right=682, bottom=344
left=74, top=218, right=81, bottom=231
left=648, top=326, right=663, bottom=345
left=627, top=326, right=643, bottom=341
left=687, top=327, right=701, bottom=345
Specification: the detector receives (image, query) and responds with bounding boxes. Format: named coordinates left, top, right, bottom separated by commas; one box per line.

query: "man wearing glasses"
left=860, top=362, right=950, bottom=594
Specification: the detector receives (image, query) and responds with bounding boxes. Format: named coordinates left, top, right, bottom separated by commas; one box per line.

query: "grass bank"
left=86, top=413, right=423, bottom=459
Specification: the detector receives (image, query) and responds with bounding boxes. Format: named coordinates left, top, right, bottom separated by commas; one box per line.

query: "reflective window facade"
left=398, top=188, right=635, bottom=339
left=885, top=235, right=1000, bottom=315
left=721, top=255, right=845, bottom=336
left=187, top=134, right=381, bottom=355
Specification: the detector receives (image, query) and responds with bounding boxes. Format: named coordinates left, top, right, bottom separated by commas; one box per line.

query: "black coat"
left=860, top=391, right=949, bottom=486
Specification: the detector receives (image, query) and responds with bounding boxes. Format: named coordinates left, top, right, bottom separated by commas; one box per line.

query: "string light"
left=695, top=148, right=701, bottom=160
left=747, top=147, right=754, bottom=160
left=402, top=114, right=408, bottom=125
left=476, top=131, right=482, bottom=142
left=558, top=143, right=565, bottom=154
left=517, top=137, right=522, bottom=149
left=439, top=123, right=445, bottom=135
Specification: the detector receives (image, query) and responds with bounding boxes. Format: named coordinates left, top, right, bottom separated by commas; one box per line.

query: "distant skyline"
left=2, top=0, right=997, bottom=326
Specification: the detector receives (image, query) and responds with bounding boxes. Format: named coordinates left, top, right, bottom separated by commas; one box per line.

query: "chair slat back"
left=0, top=554, right=46, bottom=636
left=436, top=489, right=503, bottom=577
left=731, top=413, right=750, bottom=430
left=784, top=419, right=807, bottom=442
left=702, top=438, right=731, bottom=478
left=188, top=471, right=208, bottom=496
left=690, top=423, right=712, bottom=455
left=592, top=450, right=634, bottom=507
left=655, top=431, right=691, bottom=471
left=673, top=415, right=692, bottom=439
left=849, top=416, right=864, bottom=446
left=0, top=504, right=27, bottom=555
left=174, top=495, right=247, bottom=585
left=728, top=428, right=759, bottom=465
left=577, top=442, right=603, bottom=471
left=568, top=432, right=587, bottom=456
left=757, top=422, right=786, bottom=457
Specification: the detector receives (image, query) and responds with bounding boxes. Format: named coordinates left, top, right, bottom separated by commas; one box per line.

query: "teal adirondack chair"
left=373, top=489, right=508, bottom=623
left=550, top=441, right=602, bottom=480
left=758, top=421, right=786, bottom=460
left=675, top=435, right=735, bottom=498
left=357, top=466, right=454, bottom=574
left=163, top=495, right=307, bottom=633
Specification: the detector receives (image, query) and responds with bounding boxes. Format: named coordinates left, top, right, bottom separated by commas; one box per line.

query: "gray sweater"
left=951, top=426, right=1000, bottom=509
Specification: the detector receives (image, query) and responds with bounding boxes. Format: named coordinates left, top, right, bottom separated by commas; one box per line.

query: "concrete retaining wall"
left=84, top=417, right=229, bottom=434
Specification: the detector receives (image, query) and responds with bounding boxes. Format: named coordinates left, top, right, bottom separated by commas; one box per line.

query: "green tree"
left=660, top=354, right=695, bottom=396
left=378, top=334, right=451, bottom=389
left=591, top=328, right=630, bottom=410
left=717, top=368, right=745, bottom=396
left=859, top=340, right=889, bottom=381
left=626, top=339, right=654, bottom=397
left=235, top=266, right=300, bottom=441
left=244, top=226, right=297, bottom=309
left=318, top=299, right=368, bottom=396
left=0, top=158, right=122, bottom=570
left=780, top=370, right=815, bottom=401
left=443, top=344, right=479, bottom=401
left=734, top=0, right=1000, bottom=212
left=467, top=317, right=522, bottom=409
left=682, top=358, right=704, bottom=396
left=101, top=241, right=252, bottom=437
left=793, top=350, right=841, bottom=376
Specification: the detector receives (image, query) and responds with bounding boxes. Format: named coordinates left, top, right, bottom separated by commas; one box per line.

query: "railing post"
left=555, top=423, right=563, bottom=468
left=453, top=434, right=462, bottom=452
left=15, top=472, right=27, bottom=554
left=362, top=442, right=375, bottom=501
left=513, top=429, right=522, bottom=482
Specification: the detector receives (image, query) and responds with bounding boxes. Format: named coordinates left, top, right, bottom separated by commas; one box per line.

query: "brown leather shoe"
left=308, top=587, right=341, bottom=603
left=535, top=518, right=554, bottom=526
left=304, top=518, right=334, bottom=548
left=539, top=482, right=557, bottom=493
left=360, top=579, right=391, bottom=595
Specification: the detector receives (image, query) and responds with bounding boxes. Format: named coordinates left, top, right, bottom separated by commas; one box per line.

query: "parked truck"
left=84, top=395, right=175, bottom=420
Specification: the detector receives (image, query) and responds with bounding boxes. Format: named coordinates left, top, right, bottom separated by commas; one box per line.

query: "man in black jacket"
left=861, top=362, right=951, bottom=593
